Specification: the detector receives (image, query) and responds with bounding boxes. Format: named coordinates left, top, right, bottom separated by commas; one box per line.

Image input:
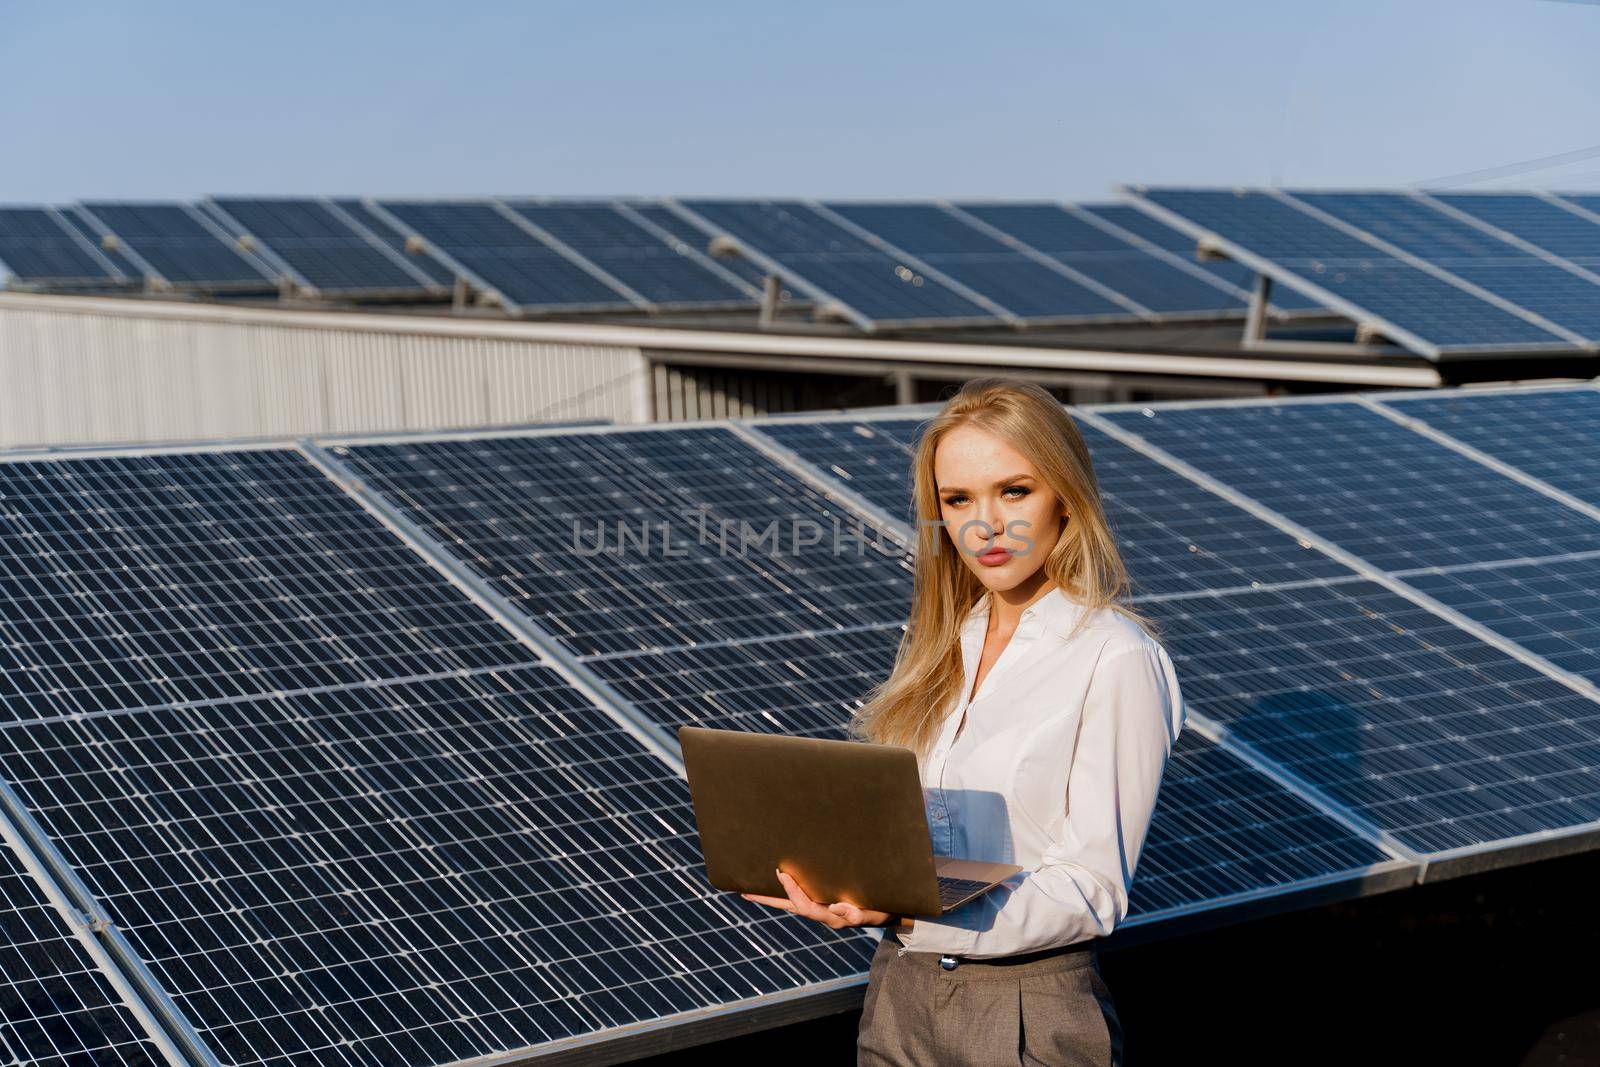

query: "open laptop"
left=679, top=725, right=1023, bottom=917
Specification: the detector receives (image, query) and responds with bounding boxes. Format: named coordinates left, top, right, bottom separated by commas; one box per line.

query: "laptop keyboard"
left=937, top=875, right=993, bottom=909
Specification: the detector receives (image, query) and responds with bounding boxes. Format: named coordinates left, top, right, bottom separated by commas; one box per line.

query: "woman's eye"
left=941, top=495, right=966, bottom=507
left=1004, top=486, right=1028, bottom=498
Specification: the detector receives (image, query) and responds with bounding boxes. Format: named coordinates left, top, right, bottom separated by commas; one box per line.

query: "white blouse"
left=892, top=584, right=1186, bottom=959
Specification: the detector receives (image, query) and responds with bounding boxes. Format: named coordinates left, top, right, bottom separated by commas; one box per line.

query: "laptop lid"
left=679, top=725, right=947, bottom=916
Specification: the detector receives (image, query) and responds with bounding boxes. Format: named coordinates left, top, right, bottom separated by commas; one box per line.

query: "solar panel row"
left=1128, top=187, right=1600, bottom=356
left=2, top=382, right=1598, bottom=1066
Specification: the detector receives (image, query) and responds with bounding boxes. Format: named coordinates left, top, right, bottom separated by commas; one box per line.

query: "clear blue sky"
left=5, top=0, right=1599, bottom=202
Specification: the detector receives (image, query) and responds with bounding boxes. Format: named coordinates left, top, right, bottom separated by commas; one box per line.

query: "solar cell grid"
left=332, top=201, right=457, bottom=287
left=1100, top=399, right=1600, bottom=570
left=333, top=428, right=915, bottom=660
left=208, top=199, right=433, bottom=294
left=1435, top=194, right=1600, bottom=264
left=1376, top=386, right=1600, bottom=508
left=0, top=667, right=874, bottom=1067
left=1143, top=580, right=1600, bottom=854
left=0, top=837, right=169, bottom=1067
left=620, top=204, right=776, bottom=293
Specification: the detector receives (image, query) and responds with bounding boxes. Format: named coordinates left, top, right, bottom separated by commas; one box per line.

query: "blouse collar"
left=961, top=583, right=1086, bottom=640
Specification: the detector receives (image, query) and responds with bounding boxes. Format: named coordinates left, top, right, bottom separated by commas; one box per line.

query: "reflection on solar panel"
left=675, top=200, right=998, bottom=328
left=505, top=202, right=753, bottom=307
left=1126, top=188, right=1591, bottom=355
left=334, top=428, right=914, bottom=662
left=1101, top=399, right=1600, bottom=570
left=621, top=202, right=779, bottom=293
left=751, top=413, right=1353, bottom=597
left=1377, top=385, right=1600, bottom=508
left=1077, top=203, right=1324, bottom=311
left=372, top=202, right=639, bottom=314
left=75, top=203, right=277, bottom=289
left=0, top=206, right=128, bottom=285
left=1126, top=731, right=1395, bottom=922
left=0, top=837, right=169, bottom=1067
left=949, top=202, right=1250, bottom=317
left=823, top=202, right=1133, bottom=321
left=206, top=199, right=441, bottom=296
left=0, top=446, right=874, bottom=1065
left=332, top=200, right=458, bottom=286
left=1144, top=580, right=1600, bottom=854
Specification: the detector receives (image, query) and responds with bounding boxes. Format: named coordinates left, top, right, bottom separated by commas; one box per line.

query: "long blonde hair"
left=846, top=377, right=1159, bottom=759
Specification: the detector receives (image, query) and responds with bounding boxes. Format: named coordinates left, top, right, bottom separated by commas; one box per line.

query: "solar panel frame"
left=1121, top=186, right=1588, bottom=358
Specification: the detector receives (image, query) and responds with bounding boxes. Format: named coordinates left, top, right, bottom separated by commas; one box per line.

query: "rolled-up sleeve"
left=897, top=641, right=1184, bottom=958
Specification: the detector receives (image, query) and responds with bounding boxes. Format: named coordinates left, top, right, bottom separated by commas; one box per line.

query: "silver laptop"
left=680, top=725, right=1023, bottom=917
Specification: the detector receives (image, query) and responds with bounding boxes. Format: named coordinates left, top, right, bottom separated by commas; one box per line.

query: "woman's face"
left=933, top=423, right=1066, bottom=595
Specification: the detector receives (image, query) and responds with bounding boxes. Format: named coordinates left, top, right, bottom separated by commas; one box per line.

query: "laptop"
left=679, top=725, right=1023, bottom=917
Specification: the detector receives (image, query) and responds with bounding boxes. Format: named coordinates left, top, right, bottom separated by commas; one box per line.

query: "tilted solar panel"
left=0, top=207, right=128, bottom=284
left=951, top=202, right=1251, bottom=316
left=207, top=199, right=438, bottom=295
left=676, top=200, right=999, bottom=328
left=823, top=202, right=1134, bottom=321
left=371, top=202, right=638, bottom=314
left=505, top=202, right=752, bottom=307
left=621, top=202, right=778, bottom=293
left=1126, top=188, right=1581, bottom=355
left=1435, top=193, right=1600, bottom=265
left=0, top=836, right=171, bottom=1067
left=75, top=203, right=276, bottom=288
left=331, top=200, right=458, bottom=287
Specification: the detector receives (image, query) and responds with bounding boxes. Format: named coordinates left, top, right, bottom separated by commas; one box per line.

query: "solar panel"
left=1376, top=385, right=1600, bottom=508
left=750, top=413, right=1354, bottom=597
left=950, top=202, right=1252, bottom=316
left=332, top=428, right=914, bottom=661
left=1126, top=188, right=1581, bottom=355
left=674, top=200, right=999, bottom=328
left=331, top=200, right=458, bottom=287
left=1435, top=193, right=1600, bottom=265
left=75, top=203, right=276, bottom=289
left=0, top=446, right=876, bottom=1065
left=206, top=199, right=440, bottom=296
left=1290, top=191, right=1600, bottom=342
left=1126, top=730, right=1397, bottom=922
left=370, top=202, right=639, bottom=314
left=0, top=836, right=171, bottom=1067
left=0, top=207, right=128, bottom=285
left=56, top=207, right=146, bottom=280
left=620, top=203, right=780, bottom=294
left=504, top=203, right=753, bottom=307
left=1099, top=399, right=1600, bottom=570
left=1142, top=579, right=1600, bottom=855
left=822, top=203, right=1134, bottom=321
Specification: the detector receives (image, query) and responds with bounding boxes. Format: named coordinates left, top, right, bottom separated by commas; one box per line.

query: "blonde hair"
left=846, top=376, right=1159, bottom=759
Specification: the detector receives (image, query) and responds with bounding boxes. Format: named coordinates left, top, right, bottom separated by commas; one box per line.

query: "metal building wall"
left=0, top=297, right=649, bottom=448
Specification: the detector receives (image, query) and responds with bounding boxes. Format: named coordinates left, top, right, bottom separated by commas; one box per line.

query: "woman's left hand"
left=741, top=868, right=898, bottom=930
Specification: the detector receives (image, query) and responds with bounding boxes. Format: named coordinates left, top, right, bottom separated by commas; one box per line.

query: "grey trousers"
left=857, top=930, right=1123, bottom=1066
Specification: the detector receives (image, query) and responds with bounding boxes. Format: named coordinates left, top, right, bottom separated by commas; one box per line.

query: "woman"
left=740, top=376, right=1186, bottom=1065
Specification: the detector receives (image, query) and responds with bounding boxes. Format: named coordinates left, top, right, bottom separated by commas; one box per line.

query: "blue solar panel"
left=677, top=200, right=998, bottom=325
left=57, top=207, right=145, bottom=280
left=76, top=203, right=275, bottom=288
left=506, top=203, right=752, bottom=307
left=0, top=838, right=169, bottom=1067
left=1127, top=730, right=1395, bottom=921
left=208, top=199, right=437, bottom=295
left=1435, top=194, right=1600, bottom=265
left=824, top=203, right=1132, bottom=320
left=1377, top=386, right=1600, bottom=508
left=1130, top=189, right=1578, bottom=352
left=1100, top=399, right=1600, bottom=570
left=1078, top=204, right=1324, bottom=312
left=1290, top=192, right=1600, bottom=342
left=0, top=207, right=127, bottom=284
left=620, top=203, right=778, bottom=293
left=332, top=200, right=458, bottom=286
left=1146, top=580, right=1600, bottom=854
left=372, top=202, right=636, bottom=312
left=333, top=428, right=915, bottom=660
left=751, top=414, right=1354, bottom=598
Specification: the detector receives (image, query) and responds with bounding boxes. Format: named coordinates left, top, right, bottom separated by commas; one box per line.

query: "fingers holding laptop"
left=740, top=868, right=898, bottom=930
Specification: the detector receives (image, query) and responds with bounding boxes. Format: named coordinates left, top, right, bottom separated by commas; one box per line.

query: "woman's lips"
left=976, top=547, right=1012, bottom=567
